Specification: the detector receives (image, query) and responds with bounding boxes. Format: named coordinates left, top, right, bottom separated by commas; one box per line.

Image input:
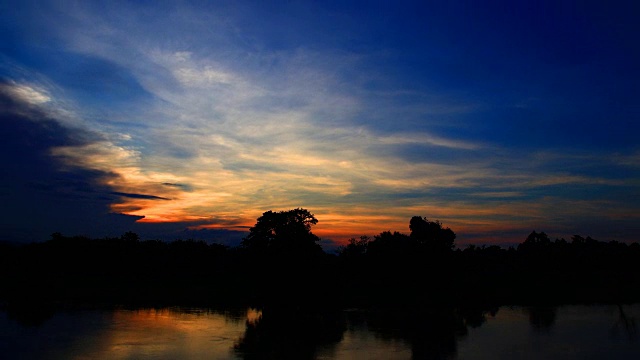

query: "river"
left=1, top=304, right=638, bottom=359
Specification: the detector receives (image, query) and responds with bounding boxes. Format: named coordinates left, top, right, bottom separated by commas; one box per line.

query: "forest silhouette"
left=2, top=208, right=640, bottom=309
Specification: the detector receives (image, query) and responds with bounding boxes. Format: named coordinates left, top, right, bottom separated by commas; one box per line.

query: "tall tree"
left=241, top=208, right=322, bottom=255
left=409, top=216, right=456, bottom=252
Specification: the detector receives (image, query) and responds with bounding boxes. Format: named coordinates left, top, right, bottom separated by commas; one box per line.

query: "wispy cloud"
left=0, top=82, right=50, bottom=105
left=2, top=1, right=638, bottom=245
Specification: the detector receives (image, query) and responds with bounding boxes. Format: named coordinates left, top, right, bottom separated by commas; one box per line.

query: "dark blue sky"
left=1, top=0, right=638, bottom=246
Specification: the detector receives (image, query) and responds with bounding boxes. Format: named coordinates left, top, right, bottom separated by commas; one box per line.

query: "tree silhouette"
left=4, top=212, right=640, bottom=308
left=337, top=236, right=370, bottom=258
left=518, top=231, right=551, bottom=253
left=237, top=209, right=327, bottom=303
left=240, top=208, right=324, bottom=258
left=367, top=231, right=412, bottom=257
left=120, top=231, right=140, bottom=243
left=409, top=216, right=456, bottom=252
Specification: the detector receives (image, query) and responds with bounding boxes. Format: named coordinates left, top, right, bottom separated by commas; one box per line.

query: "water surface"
left=1, top=304, right=638, bottom=359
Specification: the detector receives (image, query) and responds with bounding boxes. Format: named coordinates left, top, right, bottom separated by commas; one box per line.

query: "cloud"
left=174, top=66, right=234, bottom=87
left=2, top=1, right=638, bottom=246
left=376, top=132, right=481, bottom=150
left=0, top=82, right=50, bottom=105
left=0, top=82, right=142, bottom=241
left=162, top=183, right=194, bottom=191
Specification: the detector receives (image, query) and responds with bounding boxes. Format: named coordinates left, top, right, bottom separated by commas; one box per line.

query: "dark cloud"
left=0, top=98, right=251, bottom=245
left=110, top=191, right=171, bottom=201
left=0, top=83, right=140, bottom=242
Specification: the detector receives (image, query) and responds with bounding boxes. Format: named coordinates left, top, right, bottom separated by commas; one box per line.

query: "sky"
left=1, top=0, right=639, bottom=248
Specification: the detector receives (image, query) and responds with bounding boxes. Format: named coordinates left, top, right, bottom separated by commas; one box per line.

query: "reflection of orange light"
left=246, top=308, right=262, bottom=325
left=111, top=308, right=232, bottom=331
left=75, top=308, right=252, bottom=359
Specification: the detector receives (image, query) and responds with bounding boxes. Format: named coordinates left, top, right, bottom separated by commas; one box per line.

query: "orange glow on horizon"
left=111, top=202, right=550, bottom=246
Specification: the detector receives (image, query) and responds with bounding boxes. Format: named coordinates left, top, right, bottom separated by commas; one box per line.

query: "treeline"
left=338, top=229, right=640, bottom=306
left=1, top=209, right=640, bottom=307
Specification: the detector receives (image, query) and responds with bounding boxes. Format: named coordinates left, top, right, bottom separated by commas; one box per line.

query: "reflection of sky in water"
left=457, top=305, right=640, bottom=360
left=330, top=329, right=412, bottom=359
left=1, top=305, right=639, bottom=359
left=103, top=308, right=249, bottom=359
left=0, top=307, right=249, bottom=359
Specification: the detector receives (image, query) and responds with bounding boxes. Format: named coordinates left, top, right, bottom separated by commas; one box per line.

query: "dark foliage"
left=2, top=210, right=640, bottom=309
left=409, top=216, right=456, bottom=252
left=241, top=208, right=323, bottom=257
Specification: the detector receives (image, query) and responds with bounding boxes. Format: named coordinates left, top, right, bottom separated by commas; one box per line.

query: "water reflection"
left=105, top=308, right=246, bottom=358
left=1, top=304, right=639, bottom=359
left=234, top=307, right=346, bottom=359
left=612, top=304, right=638, bottom=342
left=1, top=306, right=249, bottom=359
left=353, top=307, right=496, bottom=360
left=231, top=306, right=499, bottom=360
left=526, top=306, right=557, bottom=331
left=6, top=301, right=56, bottom=327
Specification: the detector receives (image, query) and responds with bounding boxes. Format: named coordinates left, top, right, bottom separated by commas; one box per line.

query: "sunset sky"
left=1, top=1, right=638, bottom=248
